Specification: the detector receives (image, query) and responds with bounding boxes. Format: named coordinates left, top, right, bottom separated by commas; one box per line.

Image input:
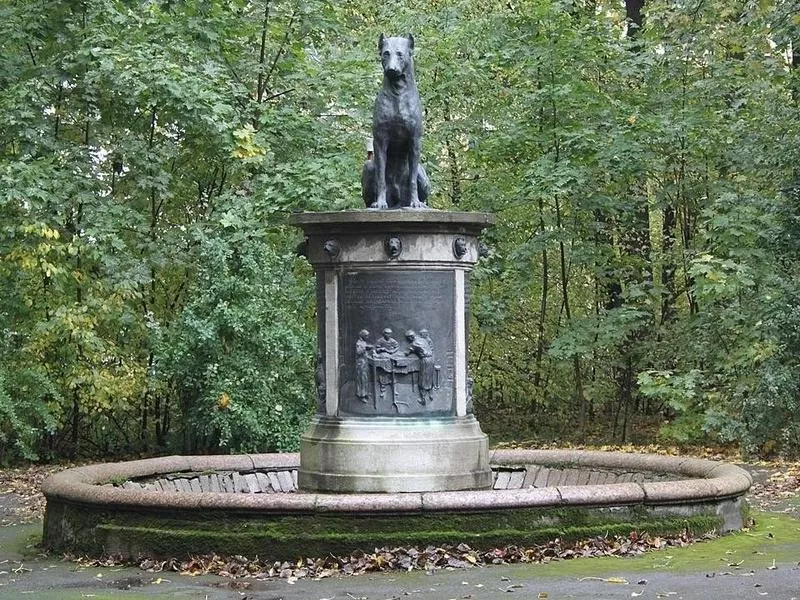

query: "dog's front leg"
left=371, top=137, right=389, bottom=209
left=408, top=134, right=425, bottom=208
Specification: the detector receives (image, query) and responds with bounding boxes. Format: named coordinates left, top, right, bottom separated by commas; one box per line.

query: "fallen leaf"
left=767, top=560, right=777, bottom=570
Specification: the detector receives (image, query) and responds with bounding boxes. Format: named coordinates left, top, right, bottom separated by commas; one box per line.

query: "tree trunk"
left=533, top=198, right=548, bottom=392
left=661, top=204, right=677, bottom=323
left=626, top=0, right=645, bottom=38
left=555, top=197, right=587, bottom=437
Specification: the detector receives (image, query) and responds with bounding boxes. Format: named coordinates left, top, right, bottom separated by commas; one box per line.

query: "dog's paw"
left=408, top=200, right=429, bottom=209
left=369, top=200, right=389, bottom=209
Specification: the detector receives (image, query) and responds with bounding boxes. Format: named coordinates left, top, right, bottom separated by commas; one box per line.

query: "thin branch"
left=261, top=88, right=295, bottom=102
left=261, top=10, right=297, bottom=102
left=256, top=0, right=271, bottom=102
left=25, top=42, right=37, bottom=66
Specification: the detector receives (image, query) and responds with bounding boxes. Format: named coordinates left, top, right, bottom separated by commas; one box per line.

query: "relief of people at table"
left=354, top=327, right=441, bottom=412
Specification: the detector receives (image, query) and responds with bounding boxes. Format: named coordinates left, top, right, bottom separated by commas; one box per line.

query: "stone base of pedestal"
left=299, top=415, right=492, bottom=493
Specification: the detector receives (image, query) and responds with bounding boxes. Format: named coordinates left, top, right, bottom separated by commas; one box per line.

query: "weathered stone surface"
left=562, top=469, right=582, bottom=486
left=708, top=463, right=754, bottom=487
left=41, top=449, right=753, bottom=559
left=290, top=209, right=494, bottom=232
left=317, top=492, right=423, bottom=513
left=255, top=472, right=271, bottom=493
left=494, top=471, right=511, bottom=490
left=299, top=415, right=492, bottom=493
left=187, top=455, right=254, bottom=473
left=244, top=473, right=261, bottom=493
left=276, top=470, right=295, bottom=492
left=508, top=470, right=525, bottom=490
left=558, top=483, right=645, bottom=506
left=250, top=453, right=299, bottom=471
left=545, top=469, right=564, bottom=487
left=266, top=472, right=281, bottom=492
left=533, top=468, right=550, bottom=489
left=424, top=487, right=565, bottom=511
left=492, top=449, right=584, bottom=468
left=522, top=466, right=538, bottom=488
left=642, top=479, right=720, bottom=502
left=232, top=473, right=250, bottom=494
left=587, top=471, right=603, bottom=485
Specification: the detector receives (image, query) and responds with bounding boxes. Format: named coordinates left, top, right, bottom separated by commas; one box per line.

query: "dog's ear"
left=407, top=33, right=415, bottom=51
left=378, top=33, right=385, bottom=52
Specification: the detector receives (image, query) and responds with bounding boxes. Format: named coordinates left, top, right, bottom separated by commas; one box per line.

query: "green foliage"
left=0, top=0, right=352, bottom=459
left=1, top=0, right=799, bottom=460
left=0, top=313, right=59, bottom=462
left=161, top=223, right=315, bottom=453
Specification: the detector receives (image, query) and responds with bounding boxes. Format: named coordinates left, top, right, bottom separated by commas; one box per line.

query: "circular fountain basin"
left=41, top=449, right=751, bottom=559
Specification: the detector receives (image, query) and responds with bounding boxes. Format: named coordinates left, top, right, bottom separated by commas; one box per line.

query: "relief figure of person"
left=374, top=327, right=398, bottom=398
left=374, top=328, right=399, bottom=355
left=355, top=329, right=373, bottom=403
left=315, top=350, right=325, bottom=410
left=405, top=329, right=435, bottom=405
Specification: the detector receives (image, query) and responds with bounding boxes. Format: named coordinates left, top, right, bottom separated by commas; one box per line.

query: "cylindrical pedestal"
left=299, top=415, right=491, bottom=492
left=291, top=210, right=494, bottom=493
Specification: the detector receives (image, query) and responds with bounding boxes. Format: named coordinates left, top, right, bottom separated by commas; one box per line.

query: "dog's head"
left=378, top=33, right=414, bottom=80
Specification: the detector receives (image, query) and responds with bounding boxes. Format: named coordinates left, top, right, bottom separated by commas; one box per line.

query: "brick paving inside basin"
left=117, top=464, right=676, bottom=495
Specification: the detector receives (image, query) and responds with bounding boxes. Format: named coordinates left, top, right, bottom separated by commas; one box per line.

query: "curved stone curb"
left=41, top=450, right=752, bottom=558
left=42, top=450, right=752, bottom=513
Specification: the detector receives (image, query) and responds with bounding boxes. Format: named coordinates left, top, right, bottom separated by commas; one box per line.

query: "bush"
left=161, top=227, right=315, bottom=453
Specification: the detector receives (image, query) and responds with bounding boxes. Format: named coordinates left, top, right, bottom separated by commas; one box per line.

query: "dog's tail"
left=417, top=164, right=430, bottom=206
left=362, top=159, right=376, bottom=207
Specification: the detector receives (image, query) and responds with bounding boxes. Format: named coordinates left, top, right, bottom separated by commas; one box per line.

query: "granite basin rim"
left=41, top=449, right=753, bottom=558
left=42, top=449, right=752, bottom=513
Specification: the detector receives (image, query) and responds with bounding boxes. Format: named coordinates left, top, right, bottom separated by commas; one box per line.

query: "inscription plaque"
left=338, top=270, right=455, bottom=417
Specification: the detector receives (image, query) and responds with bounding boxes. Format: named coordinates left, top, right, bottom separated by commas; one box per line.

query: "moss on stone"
left=43, top=498, right=725, bottom=560
left=104, top=475, right=129, bottom=487
left=94, top=515, right=721, bottom=559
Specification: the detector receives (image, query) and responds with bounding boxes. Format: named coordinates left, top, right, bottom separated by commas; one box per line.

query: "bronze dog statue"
left=362, top=138, right=429, bottom=208
left=364, top=34, right=430, bottom=209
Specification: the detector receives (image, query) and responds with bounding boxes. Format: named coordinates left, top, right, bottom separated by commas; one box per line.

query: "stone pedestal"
left=291, top=210, right=494, bottom=493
